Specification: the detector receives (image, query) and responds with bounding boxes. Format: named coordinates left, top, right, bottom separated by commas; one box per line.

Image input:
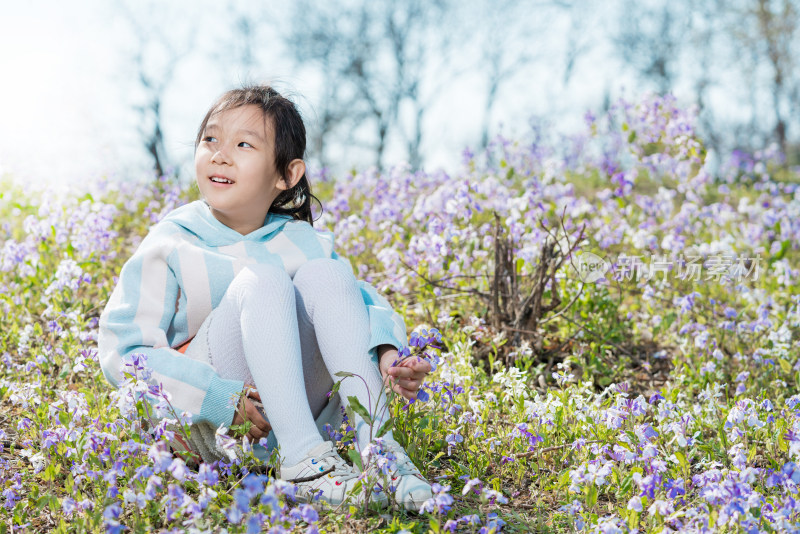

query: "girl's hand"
left=231, top=388, right=272, bottom=442
left=378, top=345, right=432, bottom=401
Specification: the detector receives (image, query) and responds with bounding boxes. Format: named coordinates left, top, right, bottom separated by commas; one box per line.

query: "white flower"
left=648, top=499, right=674, bottom=517
left=168, top=458, right=187, bottom=481
left=215, top=425, right=239, bottom=461
left=627, top=496, right=643, bottom=512
left=19, top=449, right=47, bottom=473
left=492, top=367, right=529, bottom=399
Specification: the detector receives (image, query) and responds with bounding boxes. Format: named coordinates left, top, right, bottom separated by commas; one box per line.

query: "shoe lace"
left=317, top=447, right=358, bottom=482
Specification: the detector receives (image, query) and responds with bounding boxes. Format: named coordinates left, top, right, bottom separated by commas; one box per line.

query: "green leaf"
left=617, top=437, right=635, bottom=452
left=627, top=509, right=639, bottom=529
left=780, top=432, right=789, bottom=452
left=618, top=473, right=633, bottom=496
left=376, top=417, right=394, bottom=438
left=48, top=494, right=60, bottom=513
left=586, top=484, right=598, bottom=508
left=59, top=365, right=70, bottom=379
left=709, top=509, right=718, bottom=528
left=347, top=396, right=373, bottom=426
left=345, top=406, right=356, bottom=430
left=36, top=493, right=52, bottom=510
left=42, top=463, right=56, bottom=482
left=58, top=411, right=69, bottom=426
left=747, top=444, right=757, bottom=463
left=770, top=239, right=791, bottom=263
left=334, top=371, right=356, bottom=378
left=675, top=450, right=688, bottom=471
left=779, top=359, right=792, bottom=374
left=347, top=448, right=363, bottom=471
left=229, top=422, right=251, bottom=438
left=12, top=507, right=28, bottom=526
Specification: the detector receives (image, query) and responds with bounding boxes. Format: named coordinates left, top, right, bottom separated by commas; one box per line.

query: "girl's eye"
left=203, top=136, right=217, bottom=143
left=238, top=141, right=253, bottom=148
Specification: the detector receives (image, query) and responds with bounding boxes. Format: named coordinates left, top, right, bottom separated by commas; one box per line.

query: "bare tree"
left=389, top=1, right=451, bottom=169
left=132, top=51, right=181, bottom=179
left=739, top=0, right=799, bottom=155
left=471, top=0, right=543, bottom=150
left=115, top=0, right=196, bottom=177
left=681, top=1, right=726, bottom=154
left=308, top=55, right=353, bottom=172
left=279, top=5, right=359, bottom=170
left=212, top=2, right=276, bottom=79
left=466, top=0, right=575, bottom=151
left=615, top=0, right=691, bottom=95
left=285, top=0, right=452, bottom=170
left=562, top=1, right=594, bottom=87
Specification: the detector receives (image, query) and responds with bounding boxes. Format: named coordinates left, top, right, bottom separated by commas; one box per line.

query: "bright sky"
left=0, top=1, right=624, bottom=186
left=0, top=2, right=128, bottom=183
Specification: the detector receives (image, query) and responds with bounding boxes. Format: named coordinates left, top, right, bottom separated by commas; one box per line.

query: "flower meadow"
left=1, top=93, right=800, bottom=533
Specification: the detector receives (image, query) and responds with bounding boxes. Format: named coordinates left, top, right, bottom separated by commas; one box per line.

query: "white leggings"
left=182, top=258, right=388, bottom=465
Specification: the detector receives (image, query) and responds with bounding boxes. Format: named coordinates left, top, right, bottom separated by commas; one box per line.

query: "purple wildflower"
left=420, top=483, right=454, bottom=514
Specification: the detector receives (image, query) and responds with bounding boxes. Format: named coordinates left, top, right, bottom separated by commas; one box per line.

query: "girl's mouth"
left=209, top=175, right=234, bottom=185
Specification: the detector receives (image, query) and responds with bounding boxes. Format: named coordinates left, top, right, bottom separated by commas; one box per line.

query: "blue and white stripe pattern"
left=98, top=200, right=407, bottom=429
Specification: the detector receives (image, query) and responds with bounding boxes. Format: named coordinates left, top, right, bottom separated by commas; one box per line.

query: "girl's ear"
left=279, top=159, right=306, bottom=190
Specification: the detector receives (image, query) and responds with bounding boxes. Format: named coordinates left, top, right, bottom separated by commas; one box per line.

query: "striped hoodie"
left=98, top=200, right=407, bottom=429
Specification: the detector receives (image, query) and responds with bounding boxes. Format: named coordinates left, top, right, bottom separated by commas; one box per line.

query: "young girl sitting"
left=98, top=85, right=433, bottom=510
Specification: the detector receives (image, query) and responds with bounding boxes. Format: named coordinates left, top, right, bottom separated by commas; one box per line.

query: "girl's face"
left=195, top=104, right=287, bottom=235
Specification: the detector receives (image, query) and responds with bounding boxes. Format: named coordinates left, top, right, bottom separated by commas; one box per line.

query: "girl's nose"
left=211, top=148, right=230, bottom=165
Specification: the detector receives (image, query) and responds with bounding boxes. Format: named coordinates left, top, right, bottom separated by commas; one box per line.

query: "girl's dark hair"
left=195, top=85, right=321, bottom=225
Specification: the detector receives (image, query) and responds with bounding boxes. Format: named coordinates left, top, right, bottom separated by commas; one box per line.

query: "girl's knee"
left=294, top=258, right=354, bottom=289
left=230, top=263, right=294, bottom=300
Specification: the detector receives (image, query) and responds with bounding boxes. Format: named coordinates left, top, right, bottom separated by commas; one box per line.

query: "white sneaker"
left=279, top=441, right=387, bottom=507
left=365, top=439, right=433, bottom=512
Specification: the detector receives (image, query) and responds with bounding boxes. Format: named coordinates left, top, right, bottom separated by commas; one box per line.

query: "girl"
left=98, top=85, right=433, bottom=510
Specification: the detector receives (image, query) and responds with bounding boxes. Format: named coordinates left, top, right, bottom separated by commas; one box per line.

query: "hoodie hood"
left=162, top=200, right=294, bottom=246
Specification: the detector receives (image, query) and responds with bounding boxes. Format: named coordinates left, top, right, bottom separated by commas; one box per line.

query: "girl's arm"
left=98, top=226, right=244, bottom=429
